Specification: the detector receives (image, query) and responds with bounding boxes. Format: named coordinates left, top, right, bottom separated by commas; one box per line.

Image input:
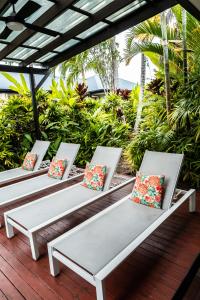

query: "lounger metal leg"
left=96, top=279, right=106, bottom=300
left=5, top=217, right=14, bottom=238
left=48, top=246, right=60, bottom=277
left=189, top=190, right=196, bottom=212
left=29, top=233, right=39, bottom=260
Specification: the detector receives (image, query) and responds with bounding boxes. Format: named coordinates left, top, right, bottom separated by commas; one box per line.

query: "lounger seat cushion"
left=0, top=175, right=60, bottom=205
left=0, top=140, right=50, bottom=184
left=52, top=200, right=164, bottom=275
left=7, top=185, right=101, bottom=230
left=0, top=168, right=34, bottom=182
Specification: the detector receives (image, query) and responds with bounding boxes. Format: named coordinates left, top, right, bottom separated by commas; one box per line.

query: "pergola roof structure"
left=0, top=0, right=200, bottom=75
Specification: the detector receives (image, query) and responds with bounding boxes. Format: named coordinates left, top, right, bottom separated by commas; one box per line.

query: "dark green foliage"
left=0, top=95, right=34, bottom=170
left=0, top=87, right=132, bottom=169
left=127, top=75, right=200, bottom=188
left=0, top=74, right=199, bottom=188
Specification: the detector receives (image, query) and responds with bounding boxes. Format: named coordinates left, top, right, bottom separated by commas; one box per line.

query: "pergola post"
left=29, top=72, right=40, bottom=139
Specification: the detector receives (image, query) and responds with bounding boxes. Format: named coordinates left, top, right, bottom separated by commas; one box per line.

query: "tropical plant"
left=59, top=50, right=89, bottom=85
left=124, top=14, right=183, bottom=74
left=1, top=72, right=29, bottom=95
left=1, top=5, right=199, bottom=189
left=89, top=37, right=121, bottom=91
left=59, top=37, right=121, bottom=92
left=126, top=73, right=200, bottom=188
left=160, top=10, right=171, bottom=117
left=134, top=53, right=147, bottom=131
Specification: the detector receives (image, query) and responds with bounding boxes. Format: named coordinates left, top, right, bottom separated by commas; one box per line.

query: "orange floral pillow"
left=81, top=163, right=107, bottom=191
left=130, top=173, right=165, bottom=209
left=48, top=157, right=68, bottom=180
left=22, top=153, right=37, bottom=171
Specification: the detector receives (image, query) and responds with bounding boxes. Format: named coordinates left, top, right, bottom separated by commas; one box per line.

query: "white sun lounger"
left=4, top=146, right=131, bottom=260
left=0, top=142, right=80, bottom=226
left=47, top=151, right=196, bottom=300
left=0, top=140, right=50, bottom=187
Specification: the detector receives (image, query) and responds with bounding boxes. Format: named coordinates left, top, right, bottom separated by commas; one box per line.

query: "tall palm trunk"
left=161, top=11, right=171, bottom=118
left=110, top=37, right=119, bottom=91
left=182, top=8, right=188, bottom=85
left=134, top=53, right=146, bottom=132
left=81, top=68, right=86, bottom=84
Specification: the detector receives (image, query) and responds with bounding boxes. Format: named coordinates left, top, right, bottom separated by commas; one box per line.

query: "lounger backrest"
left=55, top=143, right=80, bottom=180
left=31, top=140, right=50, bottom=170
left=139, top=150, right=184, bottom=210
left=90, top=146, right=122, bottom=191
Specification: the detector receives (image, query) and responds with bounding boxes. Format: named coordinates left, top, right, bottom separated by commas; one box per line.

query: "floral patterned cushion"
left=48, top=157, right=68, bottom=180
left=22, top=153, right=38, bottom=171
left=81, top=163, right=107, bottom=191
left=130, top=173, right=165, bottom=209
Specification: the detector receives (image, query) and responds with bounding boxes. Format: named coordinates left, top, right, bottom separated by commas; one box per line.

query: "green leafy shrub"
left=0, top=95, right=34, bottom=170
left=1, top=72, right=199, bottom=188
left=0, top=76, right=133, bottom=168
left=126, top=76, right=200, bottom=188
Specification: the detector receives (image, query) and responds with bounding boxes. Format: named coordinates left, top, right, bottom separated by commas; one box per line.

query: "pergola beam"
left=0, top=0, right=76, bottom=61
left=0, top=0, right=10, bottom=15
left=0, top=64, right=48, bottom=74
left=179, top=0, right=200, bottom=21
left=47, top=0, right=178, bottom=68
left=22, top=0, right=139, bottom=66
left=0, top=0, right=199, bottom=68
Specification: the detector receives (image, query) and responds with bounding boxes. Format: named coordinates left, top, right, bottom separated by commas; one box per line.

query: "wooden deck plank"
left=0, top=270, right=25, bottom=300
left=0, top=179, right=199, bottom=300
left=0, top=254, right=40, bottom=300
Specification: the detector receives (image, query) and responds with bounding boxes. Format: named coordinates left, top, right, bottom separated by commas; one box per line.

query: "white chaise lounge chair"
left=0, top=142, right=80, bottom=226
left=0, top=140, right=50, bottom=187
left=4, top=146, right=133, bottom=260
left=47, top=151, right=196, bottom=300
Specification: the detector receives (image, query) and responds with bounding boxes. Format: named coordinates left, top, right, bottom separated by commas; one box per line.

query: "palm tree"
left=125, top=23, right=151, bottom=132
left=160, top=10, right=171, bottom=117
left=59, top=50, right=89, bottom=86
left=58, top=38, right=120, bottom=92
left=134, top=53, right=147, bottom=132
left=182, top=7, right=188, bottom=84
left=124, top=10, right=186, bottom=121
left=124, top=16, right=183, bottom=75
left=172, top=5, right=200, bottom=73
left=89, top=37, right=120, bottom=92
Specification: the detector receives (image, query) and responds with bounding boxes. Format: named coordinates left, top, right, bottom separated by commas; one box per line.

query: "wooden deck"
left=0, top=177, right=199, bottom=300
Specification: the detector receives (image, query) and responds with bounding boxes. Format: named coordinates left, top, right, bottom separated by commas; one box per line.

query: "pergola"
left=0, top=0, right=200, bottom=138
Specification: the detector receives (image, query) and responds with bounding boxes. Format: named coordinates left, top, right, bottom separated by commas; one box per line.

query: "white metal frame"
left=4, top=178, right=134, bottom=260
left=0, top=143, right=81, bottom=227
left=1, top=172, right=83, bottom=229
left=48, top=188, right=196, bottom=300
